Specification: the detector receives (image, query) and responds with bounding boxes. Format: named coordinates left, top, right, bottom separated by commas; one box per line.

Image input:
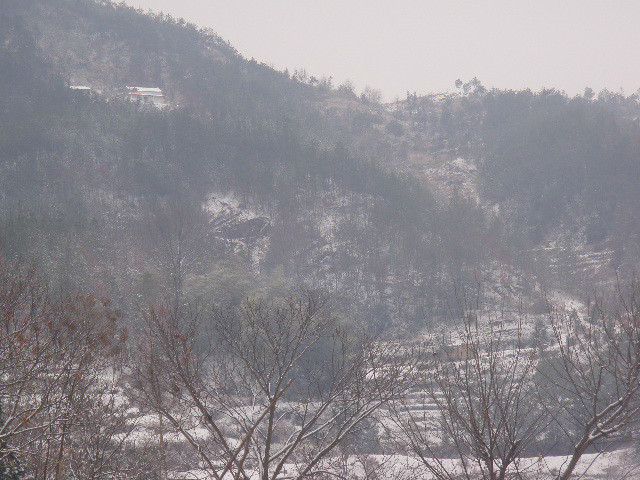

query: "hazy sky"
left=123, top=0, right=640, bottom=101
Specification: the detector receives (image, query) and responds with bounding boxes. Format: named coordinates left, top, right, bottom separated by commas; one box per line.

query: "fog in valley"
left=0, top=1, right=639, bottom=479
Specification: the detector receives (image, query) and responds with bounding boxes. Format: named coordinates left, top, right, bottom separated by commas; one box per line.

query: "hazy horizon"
left=122, top=0, right=640, bottom=101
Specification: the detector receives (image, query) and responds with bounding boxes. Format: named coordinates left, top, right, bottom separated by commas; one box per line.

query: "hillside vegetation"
left=2, top=1, right=640, bottom=478
left=0, top=0, right=515, bottom=329
left=385, top=83, right=640, bottom=289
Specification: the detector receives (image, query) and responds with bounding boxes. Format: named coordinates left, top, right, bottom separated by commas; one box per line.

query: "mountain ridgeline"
left=2, top=0, right=640, bottom=330
left=4, top=2, right=640, bottom=478
left=0, top=0, right=497, bottom=329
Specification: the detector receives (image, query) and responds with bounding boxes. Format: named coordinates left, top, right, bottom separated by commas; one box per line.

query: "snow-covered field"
left=167, top=449, right=638, bottom=480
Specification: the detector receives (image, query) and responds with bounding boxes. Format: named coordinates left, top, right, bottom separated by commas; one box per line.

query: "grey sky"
left=124, top=0, right=640, bottom=101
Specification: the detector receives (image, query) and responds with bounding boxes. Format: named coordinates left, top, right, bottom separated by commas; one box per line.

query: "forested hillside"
left=4, top=0, right=639, bottom=327
left=2, top=1, right=640, bottom=478
left=0, top=0, right=523, bottom=330
left=385, top=83, right=640, bottom=290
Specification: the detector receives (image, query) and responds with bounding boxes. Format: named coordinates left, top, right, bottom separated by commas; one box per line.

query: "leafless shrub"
left=134, top=291, right=411, bottom=480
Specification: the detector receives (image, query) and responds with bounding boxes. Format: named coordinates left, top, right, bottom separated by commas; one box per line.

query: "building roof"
left=126, top=86, right=164, bottom=97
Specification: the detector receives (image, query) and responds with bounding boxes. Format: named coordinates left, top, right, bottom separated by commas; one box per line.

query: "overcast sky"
left=123, top=0, right=640, bottom=101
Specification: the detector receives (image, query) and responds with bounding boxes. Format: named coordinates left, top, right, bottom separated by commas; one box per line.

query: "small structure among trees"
left=125, top=86, right=167, bottom=108
left=69, top=85, right=92, bottom=93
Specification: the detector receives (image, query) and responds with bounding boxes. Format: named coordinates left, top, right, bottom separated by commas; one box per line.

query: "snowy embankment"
left=167, top=449, right=636, bottom=480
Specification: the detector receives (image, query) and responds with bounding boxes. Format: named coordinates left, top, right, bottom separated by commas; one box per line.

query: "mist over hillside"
left=1, top=0, right=542, bottom=329
left=1, top=1, right=640, bottom=478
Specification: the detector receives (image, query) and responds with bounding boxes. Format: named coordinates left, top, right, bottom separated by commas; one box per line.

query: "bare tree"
left=393, top=283, right=640, bottom=480
left=133, top=292, right=410, bottom=480
left=537, top=284, right=640, bottom=480
left=392, top=316, right=547, bottom=480
left=142, top=198, right=209, bottom=308
left=0, top=262, right=128, bottom=479
left=60, top=382, right=146, bottom=480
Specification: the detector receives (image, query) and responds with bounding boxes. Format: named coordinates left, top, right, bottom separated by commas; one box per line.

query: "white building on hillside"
left=126, top=86, right=167, bottom=108
left=69, top=85, right=93, bottom=93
